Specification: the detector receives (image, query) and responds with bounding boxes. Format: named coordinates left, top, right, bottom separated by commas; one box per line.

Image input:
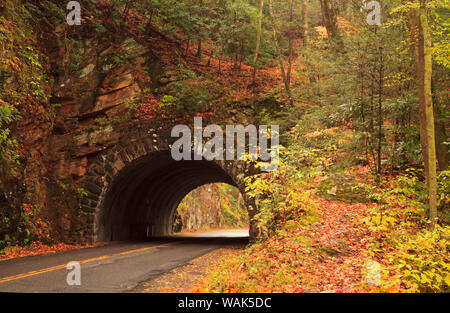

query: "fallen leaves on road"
left=0, top=241, right=107, bottom=261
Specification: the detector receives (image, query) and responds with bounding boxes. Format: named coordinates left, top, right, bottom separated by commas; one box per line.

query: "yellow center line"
left=0, top=243, right=172, bottom=284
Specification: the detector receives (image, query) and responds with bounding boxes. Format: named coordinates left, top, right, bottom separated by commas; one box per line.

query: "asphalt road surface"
left=0, top=229, right=248, bottom=293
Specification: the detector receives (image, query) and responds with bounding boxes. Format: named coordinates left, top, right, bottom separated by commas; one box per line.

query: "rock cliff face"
left=0, top=1, right=261, bottom=245
left=43, top=36, right=259, bottom=242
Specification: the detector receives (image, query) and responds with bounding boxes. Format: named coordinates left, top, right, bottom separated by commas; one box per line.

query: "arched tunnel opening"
left=95, top=151, right=248, bottom=241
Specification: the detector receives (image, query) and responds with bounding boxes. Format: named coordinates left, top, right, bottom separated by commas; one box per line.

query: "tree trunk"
left=207, top=47, right=213, bottom=67
left=287, top=0, right=294, bottom=87
left=376, top=47, right=384, bottom=183
left=406, top=6, right=429, bottom=179
left=252, top=0, right=264, bottom=84
left=185, top=39, right=190, bottom=57
left=268, top=0, right=294, bottom=106
left=319, top=0, right=342, bottom=50
left=196, top=39, right=202, bottom=58
left=196, top=0, right=204, bottom=59
left=301, top=0, right=309, bottom=46
left=411, top=0, right=438, bottom=227
left=432, top=77, right=449, bottom=170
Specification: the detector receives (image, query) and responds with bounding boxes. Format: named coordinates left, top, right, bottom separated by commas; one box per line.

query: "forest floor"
left=191, top=196, right=377, bottom=293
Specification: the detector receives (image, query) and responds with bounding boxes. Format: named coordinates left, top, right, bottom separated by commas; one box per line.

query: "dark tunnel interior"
left=96, top=151, right=240, bottom=241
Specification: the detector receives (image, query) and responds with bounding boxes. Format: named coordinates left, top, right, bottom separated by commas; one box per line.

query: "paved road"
left=0, top=229, right=248, bottom=293
left=178, top=229, right=249, bottom=238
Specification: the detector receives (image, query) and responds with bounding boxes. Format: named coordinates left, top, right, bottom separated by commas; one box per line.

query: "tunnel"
left=95, top=151, right=244, bottom=241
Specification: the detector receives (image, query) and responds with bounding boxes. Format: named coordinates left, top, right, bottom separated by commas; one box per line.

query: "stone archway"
left=80, top=138, right=258, bottom=242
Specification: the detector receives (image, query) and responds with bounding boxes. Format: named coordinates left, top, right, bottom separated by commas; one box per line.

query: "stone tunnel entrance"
left=83, top=142, right=257, bottom=242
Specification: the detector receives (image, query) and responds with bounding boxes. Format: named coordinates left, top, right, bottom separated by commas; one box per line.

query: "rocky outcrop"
left=1, top=2, right=264, bottom=245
